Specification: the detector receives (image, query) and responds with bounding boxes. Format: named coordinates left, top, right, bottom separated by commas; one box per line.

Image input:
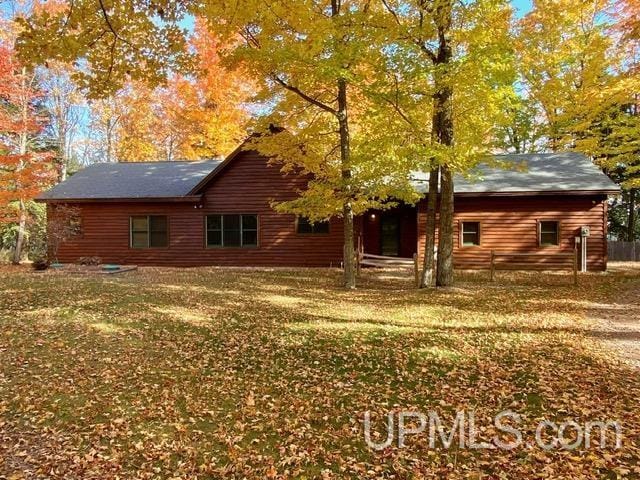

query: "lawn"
left=1, top=265, right=640, bottom=479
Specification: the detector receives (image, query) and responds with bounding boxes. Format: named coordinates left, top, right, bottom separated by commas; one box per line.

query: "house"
left=37, top=146, right=619, bottom=271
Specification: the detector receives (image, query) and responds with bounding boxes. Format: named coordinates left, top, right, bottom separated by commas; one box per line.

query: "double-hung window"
left=539, top=221, right=560, bottom=246
left=130, top=215, right=168, bottom=248
left=460, top=221, right=481, bottom=247
left=206, top=214, right=258, bottom=247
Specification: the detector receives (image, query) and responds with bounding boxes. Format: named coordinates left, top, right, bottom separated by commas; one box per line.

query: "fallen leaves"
left=0, top=265, right=639, bottom=478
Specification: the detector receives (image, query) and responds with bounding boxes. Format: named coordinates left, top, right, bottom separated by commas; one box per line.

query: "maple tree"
left=0, top=42, right=55, bottom=264
left=375, top=0, right=515, bottom=287
left=109, top=22, right=252, bottom=162
left=202, top=0, right=423, bottom=288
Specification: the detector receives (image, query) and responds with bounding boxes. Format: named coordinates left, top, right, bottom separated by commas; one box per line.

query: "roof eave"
left=36, top=195, right=203, bottom=204
left=452, top=189, right=621, bottom=197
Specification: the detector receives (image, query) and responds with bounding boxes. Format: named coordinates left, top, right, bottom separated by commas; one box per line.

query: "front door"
left=380, top=215, right=400, bottom=256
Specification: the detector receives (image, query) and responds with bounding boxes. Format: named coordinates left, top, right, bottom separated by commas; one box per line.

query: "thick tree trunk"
left=433, top=82, right=454, bottom=287
left=436, top=166, right=454, bottom=286
left=628, top=188, right=637, bottom=241
left=420, top=166, right=439, bottom=288
left=12, top=201, right=26, bottom=264
left=431, top=1, right=455, bottom=287
left=337, top=78, right=356, bottom=289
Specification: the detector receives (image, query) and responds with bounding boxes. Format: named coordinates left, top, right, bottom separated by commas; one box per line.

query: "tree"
left=376, top=0, right=515, bottom=287
left=109, top=23, right=252, bottom=162
left=204, top=0, right=417, bottom=288
left=0, top=42, right=55, bottom=263
left=16, top=0, right=508, bottom=288
left=39, top=61, right=85, bottom=180
left=47, top=203, right=81, bottom=263
left=516, top=0, right=613, bottom=152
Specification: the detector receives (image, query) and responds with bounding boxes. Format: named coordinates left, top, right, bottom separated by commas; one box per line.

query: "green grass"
left=1, top=265, right=639, bottom=479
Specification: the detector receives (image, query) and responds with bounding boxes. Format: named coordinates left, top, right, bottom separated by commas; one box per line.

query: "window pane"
left=224, top=215, right=240, bottom=230
left=314, top=221, right=329, bottom=234
left=540, top=221, right=559, bottom=245
left=242, top=215, right=257, bottom=230
left=224, top=229, right=241, bottom=247
left=131, top=232, right=148, bottom=248
left=242, top=230, right=258, bottom=246
left=462, top=233, right=479, bottom=245
left=131, top=216, right=148, bottom=232
left=207, top=215, right=221, bottom=231
left=540, top=232, right=557, bottom=245
left=150, top=231, right=168, bottom=248
left=462, top=222, right=480, bottom=245
left=149, top=215, right=167, bottom=232
left=207, top=230, right=222, bottom=246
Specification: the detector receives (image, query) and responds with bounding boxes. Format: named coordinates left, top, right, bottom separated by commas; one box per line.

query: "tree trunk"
left=13, top=67, right=29, bottom=265
left=420, top=166, right=439, bottom=288
left=433, top=78, right=454, bottom=287
left=431, top=1, right=455, bottom=287
left=337, top=77, right=356, bottom=289
left=628, top=188, right=637, bottom=241
left=12, top=200, right=27, bottom=264
left=436, top=165, right=454, bottom=286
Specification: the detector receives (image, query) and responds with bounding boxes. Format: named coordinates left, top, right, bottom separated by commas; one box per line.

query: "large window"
left=539, top=221, right=560, bottom=246
left=296, top=217, right=330, bottom=234
left=460, top=221, right=480, bottom=246
left=206, top=214, right=258, bottom=247
left=130, top=215, right=168, bottom=248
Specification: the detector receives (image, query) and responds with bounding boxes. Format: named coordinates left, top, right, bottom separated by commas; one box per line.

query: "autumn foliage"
left=0, top=43, right=54, bottom=225
left=114, top=20, right=253, bottom=162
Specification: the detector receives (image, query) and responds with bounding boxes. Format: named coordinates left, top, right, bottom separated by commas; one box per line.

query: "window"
left=130, top=215, right=168, bottom=248
left=206, top=214, right=258, bottom=247
left=539, top=221, right=560, bottom=246
left=296, top=217, right=330, bottom=234
left=461, top=221, right=480, bottom=246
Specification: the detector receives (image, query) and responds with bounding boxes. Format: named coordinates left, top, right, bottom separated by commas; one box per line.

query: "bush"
left=32, top=258, right=49, bottom=271
left=78, top=256, right=101, bottom=266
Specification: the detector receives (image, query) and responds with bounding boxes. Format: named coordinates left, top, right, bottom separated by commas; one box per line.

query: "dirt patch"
left=588, top=262, right=640, bottom=368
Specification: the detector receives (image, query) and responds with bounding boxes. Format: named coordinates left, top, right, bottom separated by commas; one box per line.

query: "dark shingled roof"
left=412, top=152, right=619, bottom=194
left=38, top=152, right=618, bottom=202
left=38, top=160, right=221, bottom=200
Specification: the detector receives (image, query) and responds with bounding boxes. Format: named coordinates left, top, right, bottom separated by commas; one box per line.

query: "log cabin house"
left=37, top=146, right=619, bottom=271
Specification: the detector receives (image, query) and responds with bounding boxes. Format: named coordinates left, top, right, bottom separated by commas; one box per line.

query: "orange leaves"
left=0, top=42, right=55, bottom=223
left=113, top=21, right=253, bottom=162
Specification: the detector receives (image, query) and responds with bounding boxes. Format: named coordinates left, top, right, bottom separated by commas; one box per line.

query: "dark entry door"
left=380, top=215, right=400, bottom=256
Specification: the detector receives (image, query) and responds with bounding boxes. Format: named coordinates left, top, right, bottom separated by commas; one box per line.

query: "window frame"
left=129, top=215, right=170, bottom=249
left=538, top=220, right=561, bottom=247
left=204, top=214, right=259, bottom=248
left=459, top=220, right=482, bottom=248
left=295, top=216, right=331, bottom=235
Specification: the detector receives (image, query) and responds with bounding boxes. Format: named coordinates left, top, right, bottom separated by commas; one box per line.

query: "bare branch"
left=98, top=0, right=133, bottom=46
left=273, top=76, right=338, bottom=115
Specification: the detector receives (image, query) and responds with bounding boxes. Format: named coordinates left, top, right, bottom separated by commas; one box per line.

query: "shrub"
left=78, top=256, right=101, bottom=266
left=32, top=258, right=49, bottom=271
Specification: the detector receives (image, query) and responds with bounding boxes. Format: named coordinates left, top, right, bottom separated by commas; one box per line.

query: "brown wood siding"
left=51, top=150, right=345, bottom=267
left=417, top=195, right=608, bottom=271
left=50, top=149, right=610, bottom=270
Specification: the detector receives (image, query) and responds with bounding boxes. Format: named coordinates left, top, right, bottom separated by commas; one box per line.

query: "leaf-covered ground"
left=1, top=264, right=639, bottom=479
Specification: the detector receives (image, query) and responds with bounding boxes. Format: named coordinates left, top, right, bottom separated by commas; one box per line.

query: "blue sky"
left=512, top=0, right=534, bottom=18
